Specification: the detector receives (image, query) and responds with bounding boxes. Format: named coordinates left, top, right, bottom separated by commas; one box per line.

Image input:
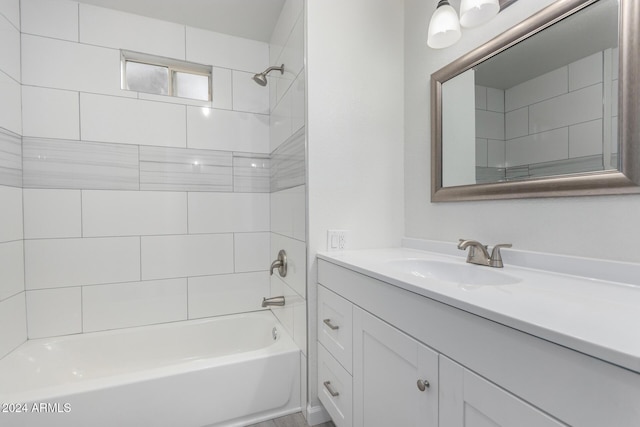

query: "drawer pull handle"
left=417, top=379, right=430, bottom=392
left=323, top=319, right=340, bottom=330
left=324, top=381, right=340, bottom=397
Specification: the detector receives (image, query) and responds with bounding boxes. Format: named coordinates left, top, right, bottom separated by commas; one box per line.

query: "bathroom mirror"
left=431, top=0, right=640, bottom=201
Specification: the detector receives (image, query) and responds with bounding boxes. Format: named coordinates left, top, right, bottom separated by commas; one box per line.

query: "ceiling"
left=76, top=0, right=286, bottom=42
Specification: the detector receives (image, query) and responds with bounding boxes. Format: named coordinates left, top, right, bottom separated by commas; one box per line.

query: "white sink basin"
left=386, top=259, right=521, bottom=286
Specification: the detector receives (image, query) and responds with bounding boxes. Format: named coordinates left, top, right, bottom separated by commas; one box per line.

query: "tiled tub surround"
left=0, top=0, right=26, bottom=361
left=17, top=0, right=280, bottom=341
left=475, top=49, right=618, bottom=182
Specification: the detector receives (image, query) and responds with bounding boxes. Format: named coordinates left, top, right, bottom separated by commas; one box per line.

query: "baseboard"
left=306, top=403, right=331, bottom=426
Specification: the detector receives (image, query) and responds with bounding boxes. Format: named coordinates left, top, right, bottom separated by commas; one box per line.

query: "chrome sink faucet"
left=457, top=239, right=512, bottom=268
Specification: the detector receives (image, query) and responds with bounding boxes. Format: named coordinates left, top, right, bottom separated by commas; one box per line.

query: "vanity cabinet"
left=439, top=356, right=564, bottom=427
left=352, top=307, right=438, bottom=427
left=317, top=258, right=640, bottom=427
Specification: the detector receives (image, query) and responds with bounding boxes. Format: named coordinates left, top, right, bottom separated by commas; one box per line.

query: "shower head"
left=252, top=64, right=285, bottom=86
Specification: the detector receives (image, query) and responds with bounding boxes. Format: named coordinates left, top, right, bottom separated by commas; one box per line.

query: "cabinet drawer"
left=318, top=343, right=353, bottom=427
left=318, top=285, right=353, bottom=373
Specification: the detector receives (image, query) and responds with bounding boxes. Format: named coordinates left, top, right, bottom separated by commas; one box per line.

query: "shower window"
left=121, top=50, right=212, bottom=101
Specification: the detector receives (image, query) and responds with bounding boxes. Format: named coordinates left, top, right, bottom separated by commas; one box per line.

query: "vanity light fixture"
left=428, top=0, right=516, bottom=49
left=460, top=0, right=500, bottom=28
left=427, top=0, right=462, bottom=49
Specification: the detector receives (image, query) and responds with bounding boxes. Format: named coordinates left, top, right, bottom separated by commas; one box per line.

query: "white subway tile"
left=141, top=234, right=234, bottom=280
left=188, top=272, right=269, bottom=319
left=83, top=279, right=187, bottom=332
left=569, top=119, right=603, bottom=158
left=188, top=193, right=270, bottom=234
left=529, top=84, right=603, bottom=133
left=0, top=185, right=22, bottom=242
left=0, top=293, right=26, bottom=359
left=0, top=240, right=24, bottom=301
left=292, top=291, right=306, bottom=351
left=82, top=190, right=187, bottom=237
left=25, top=237, right=141, bottom=289
left=0, top=13, right=20, bottom=80
left=487, top=140, right=506, bottom=167
left=81, top=93, right=187, bottom=147
left=23, top=189, right=81, bottom=239
left=26, top=287, right=81, bottom=338
left=280, top=16, right=304, bottom=82
left=486, top=87, right=505, bottom=113
left=271, top=185, right=306, bottom=241
left=475, top=139, right=488, bottom=167
left=22, top=86, right=80, bottom=139
left=0, top=0, right=20, bottom=29
left=233, top=70, right=269, bottom=114
left=475, top=86, right=487, bottom=110
left=0, top=70, right=21, bottom=134
left=22, top=34, right=122, bottom=95
left=270, top=0, right=304, bottom=62
left=505, top=107, right=528, bottom=140
left=79, top=4, right=185, bottom=59
left=291, top=71, right=305, bottom=134
left=506, top=127, right=569, bottom=167
left=569, top=52, right=602, bottom=92
left=611, top=79, right=618, bottom=117
left=271, top=233, right=305, bottom=298
left=21, top=0, right=78, bottom=42
left=235, top=232, right=270, bottom=273
left=611, top=47, right=619, bottom=80
left=505, top=67, right=568, bottom=112
left=186, top=26, right=268, bottom=73
left=212, top=67, right=232, bottom=110
left=187, top=106, right=269, bottom=153
left=476, top=109, right=504, bottom=140
left=269, top=275, right=295, bottom=337
left=270, top=89, right=292, bottom=152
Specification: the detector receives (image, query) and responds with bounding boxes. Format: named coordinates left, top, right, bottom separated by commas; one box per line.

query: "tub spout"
left=262, top=296, right=285, bottom=307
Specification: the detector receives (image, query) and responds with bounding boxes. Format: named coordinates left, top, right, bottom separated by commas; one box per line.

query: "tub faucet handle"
left=270, top=250, right=288, bottom=277
left=489, top=243, right=512, bottom=268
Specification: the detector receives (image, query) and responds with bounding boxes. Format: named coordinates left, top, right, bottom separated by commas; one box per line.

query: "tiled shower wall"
left=476, top=49, right=618, bottom=177
left=267, top=0, right=307, bottom=410
left=19, top=0, right=274, bottom=339
left=0, top=0, right=26, bottom=359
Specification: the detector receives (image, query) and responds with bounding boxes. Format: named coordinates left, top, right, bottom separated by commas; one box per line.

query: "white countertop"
left=318, top=246, right=640, bottom=374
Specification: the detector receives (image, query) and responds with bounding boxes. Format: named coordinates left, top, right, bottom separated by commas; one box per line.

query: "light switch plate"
left=327, top=230, right=350, bottom=251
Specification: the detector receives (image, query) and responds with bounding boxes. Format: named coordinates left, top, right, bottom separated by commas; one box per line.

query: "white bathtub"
left=0, top=311, right=301, bottom=427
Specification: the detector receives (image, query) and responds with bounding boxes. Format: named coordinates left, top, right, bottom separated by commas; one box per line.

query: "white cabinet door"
left=353, top=307, right=438, bottom=427
left=439, top=356, right=567, bottom=427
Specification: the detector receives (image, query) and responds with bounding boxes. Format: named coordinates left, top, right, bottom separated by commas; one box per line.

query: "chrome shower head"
left=252, top=64, right=285, bottom=86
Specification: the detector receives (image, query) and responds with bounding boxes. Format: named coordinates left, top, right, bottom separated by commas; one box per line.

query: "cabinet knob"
left=417, top=379, right=430, bottom=392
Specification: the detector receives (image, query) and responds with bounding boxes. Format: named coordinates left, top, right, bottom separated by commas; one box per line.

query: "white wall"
left=20, top=0, right=273, bottom=339
left=307, top=0, right=405, bottom=412
left=405, top=0, right=640, bottom=263
left=0, top=0, right=26, bottom=360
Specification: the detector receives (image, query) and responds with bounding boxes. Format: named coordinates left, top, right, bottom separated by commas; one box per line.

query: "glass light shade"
left=427, top=1, right=462, bottom=49
left=460, top=0, right=500, bottom=28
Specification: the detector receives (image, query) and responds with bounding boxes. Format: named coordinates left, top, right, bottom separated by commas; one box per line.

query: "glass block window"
left=121, top=50, right=211, bottom=101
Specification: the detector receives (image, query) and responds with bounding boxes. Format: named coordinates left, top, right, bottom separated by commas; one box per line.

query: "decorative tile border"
left=0, top=129, right=22, bottom=188
left=271, top=128, right=305, bottom=192
left=140, top=146, right=232, bottom=192
left=23, top=138, right=139, bottom=190
left=233, top=153, right=270, bottom=193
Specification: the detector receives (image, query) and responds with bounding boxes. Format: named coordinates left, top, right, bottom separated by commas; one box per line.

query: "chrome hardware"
left=417, top=379, right=430, bottom=392
left=270, top=249, right=288, bottom=277
left=323, top=319, right=340, bottom=330
left=262, top=296, right=285, bottom=307
left=323, top=381, right=340, bottom=397
left=458, top=239, right=512, bottom=268
left=489, top=243, right=512, bottom=268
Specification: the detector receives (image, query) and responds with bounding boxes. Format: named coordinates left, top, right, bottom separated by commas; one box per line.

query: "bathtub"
left=0, top=311, right=301, bottom=427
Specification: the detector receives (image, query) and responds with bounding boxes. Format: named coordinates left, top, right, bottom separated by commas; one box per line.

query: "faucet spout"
left=262, top=296, right=285, bottom=307
left=458, top=239, right=491, bottom=266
